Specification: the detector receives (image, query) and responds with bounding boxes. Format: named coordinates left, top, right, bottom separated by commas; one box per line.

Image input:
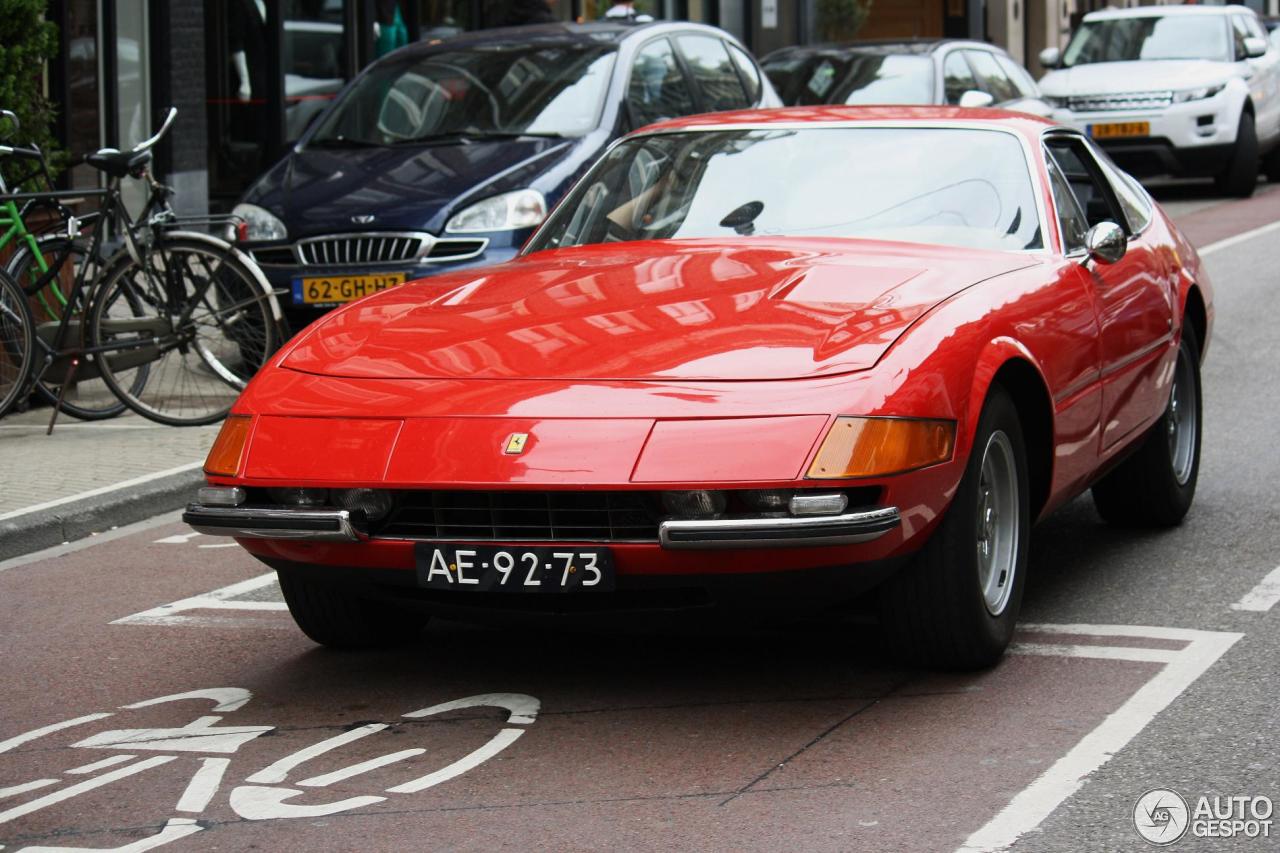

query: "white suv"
left=1039, top=4, right=1280, bottom=197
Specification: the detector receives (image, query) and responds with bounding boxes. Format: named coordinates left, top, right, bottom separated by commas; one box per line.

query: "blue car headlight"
left=445, top=189, right=547, bottom=233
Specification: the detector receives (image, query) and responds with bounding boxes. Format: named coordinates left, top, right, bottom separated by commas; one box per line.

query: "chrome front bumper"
left=183, top=504, right=900, bottom=549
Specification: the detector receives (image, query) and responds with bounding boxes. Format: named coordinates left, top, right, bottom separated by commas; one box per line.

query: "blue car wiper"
left=389, top=130, right=567, bottom=146
left=307, top=137, right=386, bottom=149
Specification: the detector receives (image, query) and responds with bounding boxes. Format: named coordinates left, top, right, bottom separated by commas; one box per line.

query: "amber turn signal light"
left=204, top=415, right=253, bottom=477
left=807, top=417, right=955, bottom=479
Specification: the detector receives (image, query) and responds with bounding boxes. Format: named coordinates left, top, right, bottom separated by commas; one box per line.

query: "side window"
left=1095, top=150, right=1154, bottom=233
left=966, top=50, right=1019, bottom=103
left=1046, top=136, right=1128, bottom=244
left=727, top=44, right=764, bottom=104
left=627, top=39, right=695, bottom=128
left=1045, top=155, right=1090, bottom=255
left=994, top=54, right=1037, bottom=99
left=1232, top=16, right=1252, bottom=61
left=942, top=52, right=977, bottom=105
left=676, top=35, right=750, bottom=111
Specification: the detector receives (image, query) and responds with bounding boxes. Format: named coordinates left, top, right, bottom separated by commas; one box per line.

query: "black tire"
left=89, top=237, right=280, bottom=426
left=1264, top=142, right=1280, bottom=183
left=6, top=237, right=135, bottom=421
left=277, top=570, right=427, bottom=649
left=1215, top=111, right=1258, bottom=198
left=878, top=386, right=1031, bottom=670
left=0, top=268, right=35, bottom=418
left=1091, top=328, right=1201, bottom=527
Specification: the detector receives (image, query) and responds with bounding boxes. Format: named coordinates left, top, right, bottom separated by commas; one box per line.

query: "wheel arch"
left=967, top=342, right=1055, bottom=522
left=1183, top=283, right=1209, bottom=361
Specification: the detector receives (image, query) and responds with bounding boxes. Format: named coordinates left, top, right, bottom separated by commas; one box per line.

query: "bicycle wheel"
left=0, top=268, right=35, bottom=417
left=90, top=236, right=279, bottom=426
left=6, top=236, right=134, bottom=421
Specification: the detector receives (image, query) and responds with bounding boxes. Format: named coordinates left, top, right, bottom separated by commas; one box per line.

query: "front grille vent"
left=1068, top=91, right=1172, bottom=112
left=376, top=491, right=660, bottom=542
left=297, top=233, right=429, bottom=266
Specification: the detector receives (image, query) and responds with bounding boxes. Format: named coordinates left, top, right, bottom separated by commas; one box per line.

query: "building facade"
left=40, top=0, right=1280, bottom=212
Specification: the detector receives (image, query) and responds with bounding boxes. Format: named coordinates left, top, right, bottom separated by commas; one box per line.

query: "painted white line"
left=0, top=511, right=182, bottom=574
left=246, top=724, right=389, bottom=785
left=1009, top=643, right=1178, bottom=663
left=388, top=728, right=525, bottom=794
left=66, top=754, right=137, bottom=775
left=154, top=532, right=202, bottom=545
left=958, top=625, right=1242, bottom=853
left=112, top=572, right=281, bottom=626
left=0, top=461, right=202, bottom=523
left=175, top=757, right=230, bottom=813
left=298, top=748, right=427, bottom=788
left=0, top=779, right=57, bottom=800
left=0, top=756, right=174, bottom=825
left=0, top=713, right=113, bottom=755
left=1230, top=565, right=1280, bottom=612
left=72, top=716, right=272, bottom=754
left=1198, top=218, right=1280, bottom=257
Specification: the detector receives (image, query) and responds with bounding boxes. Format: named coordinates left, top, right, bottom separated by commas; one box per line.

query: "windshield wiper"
left=389, top=129, right=567, bottom=146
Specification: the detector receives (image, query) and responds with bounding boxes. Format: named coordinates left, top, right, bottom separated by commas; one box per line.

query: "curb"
left=0, top=468, right=204, bottom=562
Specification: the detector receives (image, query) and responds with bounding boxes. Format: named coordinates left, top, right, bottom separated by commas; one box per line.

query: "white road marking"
left=298, top=748, right=426, bottom=788
left=245, top=724, right=389, bottom=785
left=124, top=688, right=253, bottom=713
left=387, top=728, right=525, bottom=795
left=113, top=572, right=285, bottom=627
left=175, top=758, right=230, bottom=813
left=1230, top=564, right=1280, bottom=612
left=1009, top=643, right=1178, bottom=663
left=0, top=756, right=175, bottom=825
left=0, top=462, right=202, bottom=523
left=0, top=713, right=113, bottom=755
left=72, top=715, right=273, bottom=754
left=0, top=779, right=57, bottom=800
left=1198, top=218, right=1280, bottom=256
left=404, top=693, right=541, bottom=726
left=198, top=543, right=241, bottom=549
left=958, top=624, right=1242, bottom=853
left=153, top=532, right=202, bottom=545
left=228, top=785, right=385, bottom=821
left=20, top=817, right=204, bottom=852
left=67, top=754, right=137, bottom=775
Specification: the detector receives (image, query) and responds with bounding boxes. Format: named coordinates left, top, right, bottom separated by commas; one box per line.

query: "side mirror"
left=1039, top=47, right=1062, bottom=69
left=1084, top=221, right=1126, bottom=265
left=958, top=89, right=995, bottom=109
left=1244, top=36, right=1268, bottom=59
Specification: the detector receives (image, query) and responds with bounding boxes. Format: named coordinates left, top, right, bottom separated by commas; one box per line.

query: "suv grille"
left=1068, top=91, right=1172, bottom=112
left=376, top=491, right=659, bottom=542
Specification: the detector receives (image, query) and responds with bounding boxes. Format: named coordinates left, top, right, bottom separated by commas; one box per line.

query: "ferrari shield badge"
left=504, top=433, right=529, bottom=455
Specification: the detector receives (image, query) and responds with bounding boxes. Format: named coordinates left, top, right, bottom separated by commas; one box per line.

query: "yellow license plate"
left=1089, top=121, right=1150, bottom=140
left=295, top=272, right=408, bottom=304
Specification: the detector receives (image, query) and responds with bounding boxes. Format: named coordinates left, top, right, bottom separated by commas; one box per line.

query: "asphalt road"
left=0, top=179, right=1278, bottom=853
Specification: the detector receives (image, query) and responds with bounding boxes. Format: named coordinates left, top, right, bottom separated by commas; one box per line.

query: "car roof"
left=763, top=38, right=998, bottom=61
left=1084, top=4, right=1252, bottom=21
left=397, top=20, right=738, bottom=56
left=636, top=105, right=1056, bottom=139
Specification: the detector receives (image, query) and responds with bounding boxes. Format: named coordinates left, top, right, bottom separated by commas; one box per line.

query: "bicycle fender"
left=164, top=230, right=283, bottom=322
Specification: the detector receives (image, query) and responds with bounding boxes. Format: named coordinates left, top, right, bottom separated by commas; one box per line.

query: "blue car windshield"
left=529, top=128, right=1043, bottom=253
left=310, top=43, right=617, bottom=145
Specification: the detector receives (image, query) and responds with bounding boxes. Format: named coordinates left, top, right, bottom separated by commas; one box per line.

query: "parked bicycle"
left=0, top=108, right=284, bottom=428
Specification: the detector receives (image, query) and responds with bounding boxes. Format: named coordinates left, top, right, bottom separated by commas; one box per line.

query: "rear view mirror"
left=1039, top=46, right=1062, bottom=69
left=958, top=90, right=995, bottom=109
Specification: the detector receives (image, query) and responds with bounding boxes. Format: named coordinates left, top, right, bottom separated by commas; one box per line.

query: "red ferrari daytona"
left=186, top=106, right=1211, bottom=669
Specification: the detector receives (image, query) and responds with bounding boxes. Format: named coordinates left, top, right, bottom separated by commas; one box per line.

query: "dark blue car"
left=231, top=21, right=779, bottom=332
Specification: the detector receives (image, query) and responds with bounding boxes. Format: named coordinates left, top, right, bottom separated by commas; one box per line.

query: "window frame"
left=672, top=33, right=751, bottom=113
left=1041, top=129, right=1135, bottom=257
left=624, top=35, right=700, bottom=130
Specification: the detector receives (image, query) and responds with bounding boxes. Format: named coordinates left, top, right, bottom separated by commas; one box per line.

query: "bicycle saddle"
left=84, top=147, right=152, bottom=179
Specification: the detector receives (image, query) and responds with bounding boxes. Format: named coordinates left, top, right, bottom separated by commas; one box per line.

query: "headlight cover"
left=1172, top=83, right=1226, bottom=103
left=445, top=189, right=547, bottom=233
left=1044, top=95, right=1069, bottom=109
left=231, top=203, right=288, bottom=242
left=807, top=417, right=955, bottom=479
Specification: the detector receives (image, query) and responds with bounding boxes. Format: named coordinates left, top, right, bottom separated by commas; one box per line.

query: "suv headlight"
left=1172, top=83, right=1226, bottom=103
left=1044, top=95, right=1069, bottom=109
left=445, top=189, right=547, bottom=233
left=231, top=203, right=288, bottom=242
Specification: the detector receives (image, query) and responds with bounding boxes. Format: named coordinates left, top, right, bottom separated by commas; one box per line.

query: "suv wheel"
left=1215, top=111, right=1258, bottom=198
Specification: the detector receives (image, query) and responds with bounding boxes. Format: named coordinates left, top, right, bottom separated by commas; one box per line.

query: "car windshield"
left=309, top=42, right=617, bottom=145
left=765, top=53, right=933, bottom=105
left=528, top=127, right=1043, bottom=253
left=1063, top=16, right=1231, bottom=66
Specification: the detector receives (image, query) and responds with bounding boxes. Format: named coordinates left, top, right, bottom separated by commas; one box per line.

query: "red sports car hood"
left=282, top=239, right=1037, bottom=382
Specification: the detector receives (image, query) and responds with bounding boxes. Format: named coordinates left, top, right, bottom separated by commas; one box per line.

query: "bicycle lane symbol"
left=0, top=688, right=540, bottom=851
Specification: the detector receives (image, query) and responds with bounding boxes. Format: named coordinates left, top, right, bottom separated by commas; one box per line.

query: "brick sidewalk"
left=0, top=408, right=217, bottom=517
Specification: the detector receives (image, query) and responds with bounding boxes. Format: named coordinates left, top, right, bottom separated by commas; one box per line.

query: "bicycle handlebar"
left=131, top=107, right=177, bottom=154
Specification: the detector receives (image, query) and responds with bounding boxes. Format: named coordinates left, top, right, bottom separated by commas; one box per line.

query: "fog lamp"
left=739, top=489, right=794, bottom=511
left=331, top=488, right=394, bottom=522
left=268, top=488, right=329, bottom=507
left=808, top=417, right=955, bottom=479
left=661, top=490, right=726, bottom=518
left=789, top=493, right=848, bottom=516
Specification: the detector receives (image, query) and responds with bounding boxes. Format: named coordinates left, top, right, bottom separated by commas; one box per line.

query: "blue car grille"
left=250, top=234, right=489, bottom=268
